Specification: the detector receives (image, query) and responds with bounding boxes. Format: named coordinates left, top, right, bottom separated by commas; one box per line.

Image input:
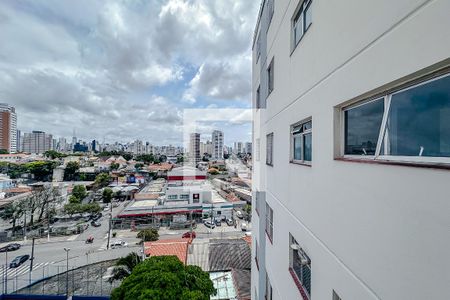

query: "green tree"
left=44, top=150, right=65, bottom=159
left=0, top=202, right=23, bottom=234
left=64, top=202, right=82, bottom=217
left=83, top=202, right=101, bottom=214
left=72, top=185, right=87, bottom=200
left=111, top=256, right=216, bottom=300
left=134, top=163, right=144, bottom=170
left=103, top=188, right=114, bottom=203
left=0, top=149, right=9, bottom=154
left=108, top=252, right=142, bottom=283
left=27, top=161, right=57, bottom=181
left=64, top=161, right=80, bottom=181
left=136, top=154, right=154, bottom=164
left=95, top=173, right=112, bottom=189
left=110, top=163, right=120, bottom=170
left=137, top=228, right=159, bottom=242
left=69, top=195, right=81, bottom=204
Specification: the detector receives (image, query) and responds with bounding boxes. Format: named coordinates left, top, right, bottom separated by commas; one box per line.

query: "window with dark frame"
left=291, top=119, right=312, bottom=164
left=267, top=0, right=274, bottom=27
left=266, top=133, right=273, bottom=166
left=292, top=0, right=312, bottom=49
left=265, top=272, right=273, bottom=300
left=256, top=85, right=261, bottom=109
left=343, top=72, right=450, bottom=163
left=290, top=234, right=311, bottom=296
left=265, top=202, right=273, bottom=241
left=268, top=58, right=274, bottom=95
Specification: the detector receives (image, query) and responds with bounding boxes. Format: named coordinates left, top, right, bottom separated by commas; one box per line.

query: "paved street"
left=0, top=200, right=251, bottom=294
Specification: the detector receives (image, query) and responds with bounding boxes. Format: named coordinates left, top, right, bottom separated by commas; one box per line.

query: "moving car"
left=203, top=220, right=216, bottom=229
left=226, top=218, right=234, bottom=226
left=182, top=231, right=197, bottom=239
left=90, top=221, right=101, bottom=227
left=0, top=243, right=21, bottom=253
left=214, top=219, right=222, bottom=226
left=110, top=240, right=127, bottom=249
left=236, top=211, right=243, bottom=219
left=10, top=255, right=30, bottom=268
left=241, top=222, right=248, bottom=232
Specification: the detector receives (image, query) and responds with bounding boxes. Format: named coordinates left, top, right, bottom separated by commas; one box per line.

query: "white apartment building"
left=252, top=1, right=450, bottom=300
left=189, top=133, right=201, bottom=164
left=212, top=130, right=224, bottom=160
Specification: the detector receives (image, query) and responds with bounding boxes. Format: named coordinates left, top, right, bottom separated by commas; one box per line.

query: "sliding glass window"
left=343, top=72, right=450, bottom=164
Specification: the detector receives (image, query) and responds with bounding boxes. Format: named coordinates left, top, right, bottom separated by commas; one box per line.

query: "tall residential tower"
left=0, top=103, right=17, bottom=153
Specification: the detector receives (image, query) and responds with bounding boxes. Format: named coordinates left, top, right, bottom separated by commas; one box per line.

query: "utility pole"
left=63, top=248, right=70, bottom=297
left=29, top=237, right=35, bottom=286
left=4, top=251, right=8, bottom=294
left=46, top=201, right=50, bottom=242
left=107, top=201, right=112, bottom=250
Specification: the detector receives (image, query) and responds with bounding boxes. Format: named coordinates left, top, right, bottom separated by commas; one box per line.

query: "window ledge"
left=335, top=157, right=450, bottom=171
left=266, top=163, right=273, bottom=167
left=288, top=268, right=310, bottom=300
left=290, top=160, right=312, bottom=167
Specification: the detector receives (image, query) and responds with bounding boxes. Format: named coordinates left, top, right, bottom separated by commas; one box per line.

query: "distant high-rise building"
left=0, top=103, right=18, bottom=153
left=57, top=137, right=67, bottom=152
left=245, top=142, right=252, bottom=155
left=212, top=130, right=224, bottom=160
left=189, top=133, right=201, bottom=164
left=22, top=131, right=52, bottom=154
left=16, top=130, right=21, bottom=152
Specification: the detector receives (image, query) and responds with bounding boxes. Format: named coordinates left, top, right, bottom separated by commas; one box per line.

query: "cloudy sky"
left=0, top=0, right=258, bottom=146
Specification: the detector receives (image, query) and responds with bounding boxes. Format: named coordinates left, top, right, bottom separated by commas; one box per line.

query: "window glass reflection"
left=385, top=75, right=450, bottom=157
left=345, top=99, right=384, bottom=155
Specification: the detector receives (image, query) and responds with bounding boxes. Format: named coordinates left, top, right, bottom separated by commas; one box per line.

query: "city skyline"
left=0, top=1, right=257, bottom=144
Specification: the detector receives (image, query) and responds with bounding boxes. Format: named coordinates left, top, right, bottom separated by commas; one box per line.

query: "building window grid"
left=266, top=133, right=274, bottom=166
left=290, top=235, right=312, bottom=297
left=342, top=72, right=450, bottom=164
left=292, top=0, right=312, bottom=50
left=291, top=119, right=312, bottom=164
left=265, top=203, right=273, bottom=242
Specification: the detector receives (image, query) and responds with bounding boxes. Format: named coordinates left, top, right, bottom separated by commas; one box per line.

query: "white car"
left=241, top=223, right=248, bottom=232
left=110, top=240, right=127, bottom=249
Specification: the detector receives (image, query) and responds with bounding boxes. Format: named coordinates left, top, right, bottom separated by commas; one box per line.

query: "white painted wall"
left=253, top=0, right=450, bottom=299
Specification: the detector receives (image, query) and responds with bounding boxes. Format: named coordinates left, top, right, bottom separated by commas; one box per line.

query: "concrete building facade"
left=189, top=133, right=201, bottom=164
left=212, top=130, right=224, bottom=160
left=0, top=103, right=17, bottom=153
left=22, top=131, right=53, bottom=154
left=252, top=1, right=450, bottom=300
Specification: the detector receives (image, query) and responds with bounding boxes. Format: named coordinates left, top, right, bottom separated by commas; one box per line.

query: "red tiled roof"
left=242, top=236, right=252, bottom=247
left=144, top=238, right=190, bottom=264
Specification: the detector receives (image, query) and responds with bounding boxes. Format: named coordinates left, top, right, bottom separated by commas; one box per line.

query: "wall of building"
left=253, top=0, right=450, bottom=299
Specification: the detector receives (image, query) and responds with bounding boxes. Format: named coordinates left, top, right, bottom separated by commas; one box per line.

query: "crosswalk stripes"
left=97, top=241, right=108, bottom=251
left=0, top=261, right=56, bottom=277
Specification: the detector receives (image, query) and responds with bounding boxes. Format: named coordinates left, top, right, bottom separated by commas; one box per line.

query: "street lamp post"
left=63, top=248, right=70, bottom=296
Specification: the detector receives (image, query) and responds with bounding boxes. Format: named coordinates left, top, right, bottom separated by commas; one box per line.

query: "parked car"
left=0, top=243, right=21, bottom=253
left=241, top=222, right=248, bottom=232
left=90, top=221, right=101, bottom=227
left=236, top=211, right=243, bottom=219
left=204, top=220, right=216, bottom=229
left=226, top=218, right=235, bottom=226
left=110, top=240, right=127, bottom=249
left=91, top=213, right=102, bottom=221
left=10, top=255, right=30, bottom=268
left=182, top=231, right=197, bottom=239
left=214, top=219, right=222, bottom=226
